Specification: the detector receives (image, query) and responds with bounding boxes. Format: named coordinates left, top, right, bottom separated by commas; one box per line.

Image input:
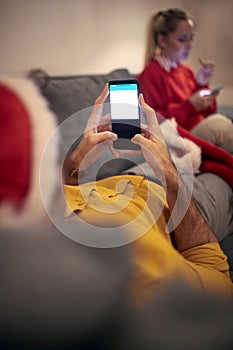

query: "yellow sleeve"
left=181, top=243, right=233, bottom=298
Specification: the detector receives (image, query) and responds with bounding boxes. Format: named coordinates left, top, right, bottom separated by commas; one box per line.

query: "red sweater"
left=137, top=60, right=216, bottom=131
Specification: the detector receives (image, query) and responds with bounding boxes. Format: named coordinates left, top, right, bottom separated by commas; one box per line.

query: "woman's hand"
left=196, top=58, right=215, bottom=85
left=63, top=84, right=119, bottom=184
left=189, top=90, right=216, bottom=111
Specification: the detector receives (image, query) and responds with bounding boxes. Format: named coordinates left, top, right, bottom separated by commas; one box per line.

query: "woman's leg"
left=191, top=114, right=233, bottom=153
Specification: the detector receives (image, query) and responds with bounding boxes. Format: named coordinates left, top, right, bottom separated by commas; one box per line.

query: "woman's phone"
left=109, top=79, right=141, bottom=150
left=210, top=84, right=223, bottom=95
left=199, top=84, right=223, bottom=97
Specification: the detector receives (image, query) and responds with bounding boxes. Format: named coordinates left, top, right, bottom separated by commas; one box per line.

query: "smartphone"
left=199, top=84, right=223, bottom=97
left=109, top=79, right=141, bottom=149
left=210, top=84, right=223, bottom=95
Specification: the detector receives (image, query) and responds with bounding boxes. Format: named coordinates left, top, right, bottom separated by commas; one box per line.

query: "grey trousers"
left=191, top=114, right=233, bottom=154
left=193, top=173, right=233, bottom=242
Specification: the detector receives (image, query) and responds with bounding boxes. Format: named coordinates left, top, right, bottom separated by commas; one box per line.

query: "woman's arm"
left=138, top=62, right=217, bottom=128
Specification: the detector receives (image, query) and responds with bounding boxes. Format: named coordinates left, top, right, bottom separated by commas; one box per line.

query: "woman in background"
left=137, top=8, right=233, bottom=153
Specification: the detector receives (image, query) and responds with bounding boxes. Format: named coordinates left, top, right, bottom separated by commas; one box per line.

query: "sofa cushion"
left=39, top=69, right=134, bottom=124
left=29, top=68, right=145, bottom=181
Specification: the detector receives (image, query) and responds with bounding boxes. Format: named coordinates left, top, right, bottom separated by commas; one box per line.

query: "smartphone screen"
left=109, top=79, right=141, bottom=149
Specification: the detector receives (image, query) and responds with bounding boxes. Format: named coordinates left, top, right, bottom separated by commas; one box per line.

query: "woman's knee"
left=191, top=114, right=233, bottom=153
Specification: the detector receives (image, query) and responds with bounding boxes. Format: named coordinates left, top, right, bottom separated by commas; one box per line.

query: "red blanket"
left=177, top=126, right=233, bottom=188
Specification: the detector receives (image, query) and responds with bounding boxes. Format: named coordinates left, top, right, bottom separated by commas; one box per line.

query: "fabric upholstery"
left=29, top=69, right=145, bottom=181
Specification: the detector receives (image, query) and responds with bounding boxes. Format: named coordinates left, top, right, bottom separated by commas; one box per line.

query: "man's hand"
left=132, top=94, right=175, bottom=185
left=63, top=84, right=119, bottom=185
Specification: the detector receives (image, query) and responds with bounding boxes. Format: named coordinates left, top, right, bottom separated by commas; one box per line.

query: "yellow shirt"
left=64, top=175, right=233, bottom=305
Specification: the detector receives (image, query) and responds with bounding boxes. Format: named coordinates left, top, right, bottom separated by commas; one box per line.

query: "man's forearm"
left=62, top=149, right=85, bottom=185
left=163, top=163, right=217, bottom=252
left=131, top=98, right=218, bottom=252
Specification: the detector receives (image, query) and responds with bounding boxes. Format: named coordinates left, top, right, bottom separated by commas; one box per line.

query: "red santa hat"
left=0, top=76, right=59, bottom=228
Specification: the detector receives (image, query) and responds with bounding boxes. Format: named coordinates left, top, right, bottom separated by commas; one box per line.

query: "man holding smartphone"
left=1, top=77, right=232, bottom=349
left=63, top=84, right=233, bottom=306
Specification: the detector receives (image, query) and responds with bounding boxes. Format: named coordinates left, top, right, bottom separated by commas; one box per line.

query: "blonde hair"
left=144, top=8, right=194, bottom=67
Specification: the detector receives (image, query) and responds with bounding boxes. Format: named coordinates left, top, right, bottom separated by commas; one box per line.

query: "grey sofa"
left=30, top=68, right=145, bottom=182
left=28, top=68, right=233, bottom=277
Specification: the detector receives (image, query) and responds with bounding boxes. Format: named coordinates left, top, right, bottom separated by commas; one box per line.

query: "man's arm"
left=132, top=95, right=217, bottom=252
left=159, top=159, right=217, bottom=252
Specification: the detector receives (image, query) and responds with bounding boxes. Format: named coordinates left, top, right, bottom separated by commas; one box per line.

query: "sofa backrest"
left=29, top=68, right=144, bottom=181
left=29, top=68, right=134, bottom=123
